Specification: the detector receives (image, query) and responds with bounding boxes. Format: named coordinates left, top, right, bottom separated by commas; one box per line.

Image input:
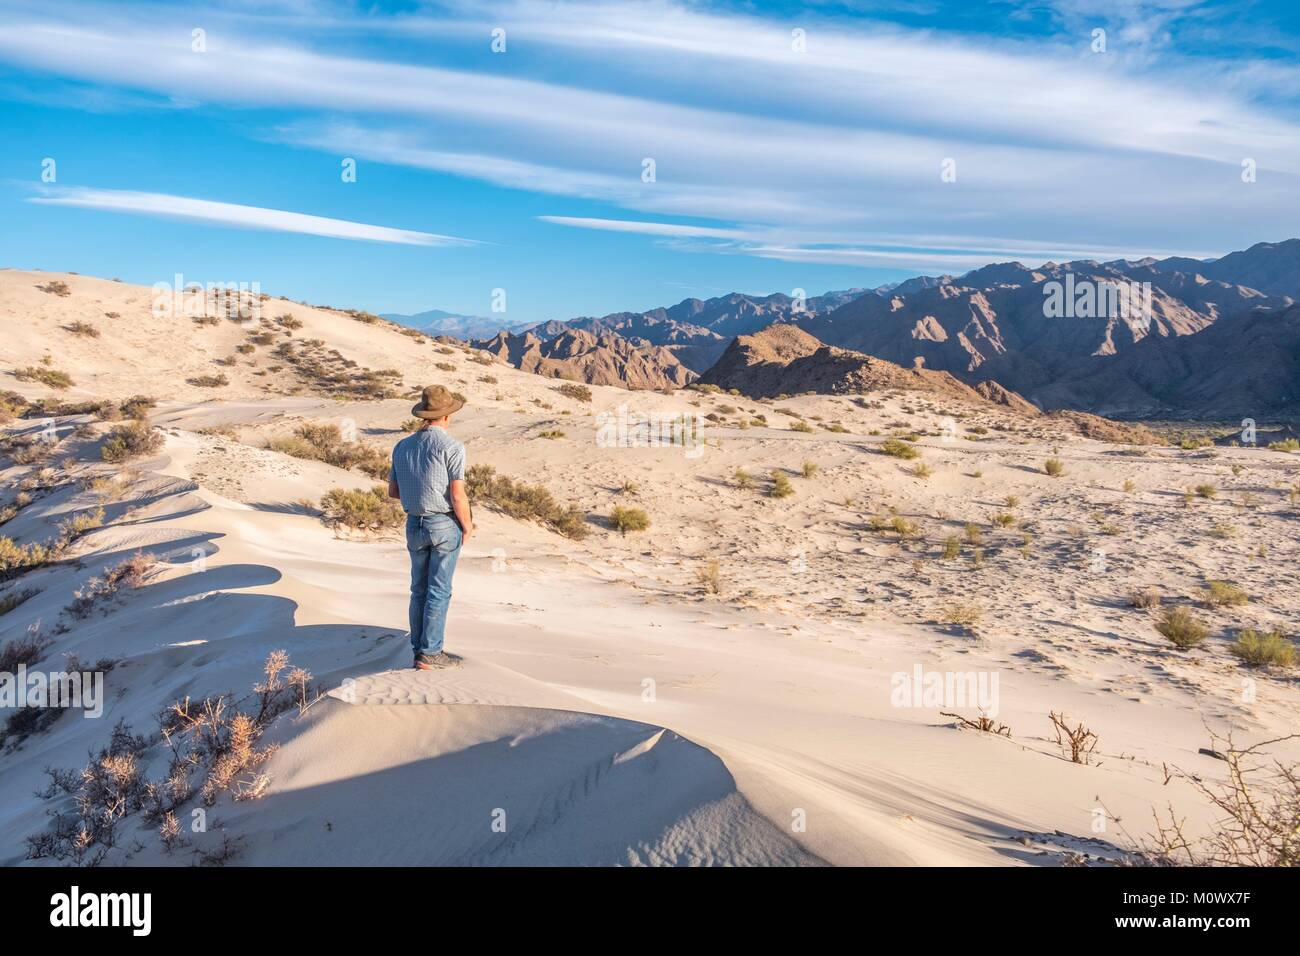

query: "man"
left=388, top=384, right=474, bottom=670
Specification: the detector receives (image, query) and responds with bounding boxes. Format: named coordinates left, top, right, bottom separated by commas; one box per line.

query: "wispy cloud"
left=2, top=0, right=1297, bottom=270
left=27, top=186, right=476, bottom=246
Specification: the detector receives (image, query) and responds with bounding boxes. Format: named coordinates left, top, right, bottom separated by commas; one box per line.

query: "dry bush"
left=1230, top=629, right=1295, bottom=668
left=319, top=486, right=404, bottom=532
left=28, top=652, right=321, bottom=863
left=1136, top=732, right=1298, bottom=866
left=68, top=551, right=157, bottom=618
left=1156, top=606, right=1210, bottom=649
left=1048, top=711, right=1098, bottom=764
left=37, top=280, right=71, bottom=296
left=65, top=321, right=99, bottom=338
left=800, top=460, right=819, bottom=478
left=697, top=559, right=721, bottom=595
left=609, top=505, right=650, bottom=535
left=769, top=471, right=795, bottom=498
left=0, top=586, right=37, bottom=616
left=941, top=535, right=960, bottom=560
left=101, top=421, right=164, bottom=463
left=940, top=601, right=982, bottom=627
left=188, top=373, right=229, bottom=388
left=880, top=438, right=920, bottom=459
left=911, top=461, right=933, bottom=479
left=1201, top=580, right=1249, bottom=608
left=267, top=422, right=389, bottom=479
left=0, top=629, right=52, bottom=670
left=14, top=366, right=74, bottom=389
left=1044, top=458, right=1064, bottom=476
left=466, top=464, right=588, bottom=539
left=1128, top=587, right=1161, bottom=609
left=733, top=468, right=753, bottom=489
left=555, top=383, right=592, bottom=403
left=942, top=711, right=1011, bottom=736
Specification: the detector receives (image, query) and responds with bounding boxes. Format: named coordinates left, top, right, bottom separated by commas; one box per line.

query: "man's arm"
left=387, top=476, right=400, bottom=500
left=449, top=478, right=474, bottom=541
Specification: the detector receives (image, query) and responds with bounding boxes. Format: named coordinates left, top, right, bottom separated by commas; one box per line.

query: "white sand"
left=2, top=270, right=1297, bottom=866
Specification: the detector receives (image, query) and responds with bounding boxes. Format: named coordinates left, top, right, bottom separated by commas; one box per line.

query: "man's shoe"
left=414, top=652, right=461, bottom=670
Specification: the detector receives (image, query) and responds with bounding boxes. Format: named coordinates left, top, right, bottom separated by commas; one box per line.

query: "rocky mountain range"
left=520, top=238, right=1300, bottom=418
left=472, top=328, right=696, bottom=390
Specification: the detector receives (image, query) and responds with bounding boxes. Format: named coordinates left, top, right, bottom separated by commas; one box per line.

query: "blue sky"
left=2, top=0, right=1299, bottom=325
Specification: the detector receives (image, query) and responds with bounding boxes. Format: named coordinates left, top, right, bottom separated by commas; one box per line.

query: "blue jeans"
left=405, top=513, right=462, bottom=657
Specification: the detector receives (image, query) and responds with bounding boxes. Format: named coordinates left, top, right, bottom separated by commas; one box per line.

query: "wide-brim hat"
left=411, top=384, right=465, bottom=420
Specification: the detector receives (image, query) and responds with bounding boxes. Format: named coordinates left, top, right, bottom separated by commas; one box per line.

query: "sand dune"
left=2, top=270, right=1298, bottom=867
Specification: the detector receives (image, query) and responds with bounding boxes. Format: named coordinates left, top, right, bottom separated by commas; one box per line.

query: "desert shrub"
left=697, top=559, right=721, bottom=594
left=556, top=383, right=592, bottom=403
left=941, top=535, right=960, bottom=560
left=1156, top=606, right=1210, bottom=649
left=101, top=421, right=164, bottom=463
left=769, top=471, right=794, bottom=498
left=1128, top=587, right=1160, bottom=609
left=188, top=374, right=229, bottom=388
left=963, top=522, right=982, bottom=545
left=801, top=460, right=818, bottom=478
left=1137, top=731, right=1300, bottom=866
left=68, top=552, right=157, bottom=619
left=266, top=423, right=389, bottom=479
left=236, top=343, right=255, bottom=355
left=1044, top=458, right=1064, bottom=476
left=1048, top=711, right=1098, bottom=764
left=1267, top=438, right=1299, bottom=453
left=118, top=395, right=157, bottom=420
left=319, top=486, right=404, bottom=532
left=14, top=366, right=74, bottom=389
left=991, top=511, right=1017, bottom=528
left=537, top=429, right=565, bottom=440
left=27, top=652, right=319, bottom=862
left=789, top=420, right=814, bottom=433
left=733, top=468, right=753, bottom=489
left=911, top=462, right=933, bottom=479
left=940, top=602, right=982, bottom=627
left=465, top=465, right=588, bottom=539
left=275, top=314, right=302, bottom=330
left=1230, top=629, right=1295, bottom=668
left=65, top=321, right=99, bottom=338
left=1194, top=483, right=1218, bottom=499
left=37, top=280, right=71, bottom=296
left=890, top=516, right=919, bottom=537
left=609, top=505, right=650, bottom=535
left=1202, top=580, right=1249, bottom=608
left=0, top=537, right=53, bottom=579
left=0, top=629, right=50, bottom=676
left=880, top=438, right=919, bottom=459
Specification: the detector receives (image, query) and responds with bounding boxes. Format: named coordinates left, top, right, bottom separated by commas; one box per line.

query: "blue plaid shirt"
left=391, top=427, right=466, bottom=516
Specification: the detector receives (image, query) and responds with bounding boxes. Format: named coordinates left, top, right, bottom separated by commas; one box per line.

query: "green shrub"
left=609, top=505, right=650, bottom=535
left=1201, top=580, right=1249, bottom=608
left=1229, top=629, right=1295, bottom=668
left=1156, top=606, right=1209, bottom=649
left=319, top=486, right=404, bottom=531
left=14, top=366, right=74, bottom=389
left=465, top=465, right=588, bottom=539
left=880, top=438, right=919, bottom=460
